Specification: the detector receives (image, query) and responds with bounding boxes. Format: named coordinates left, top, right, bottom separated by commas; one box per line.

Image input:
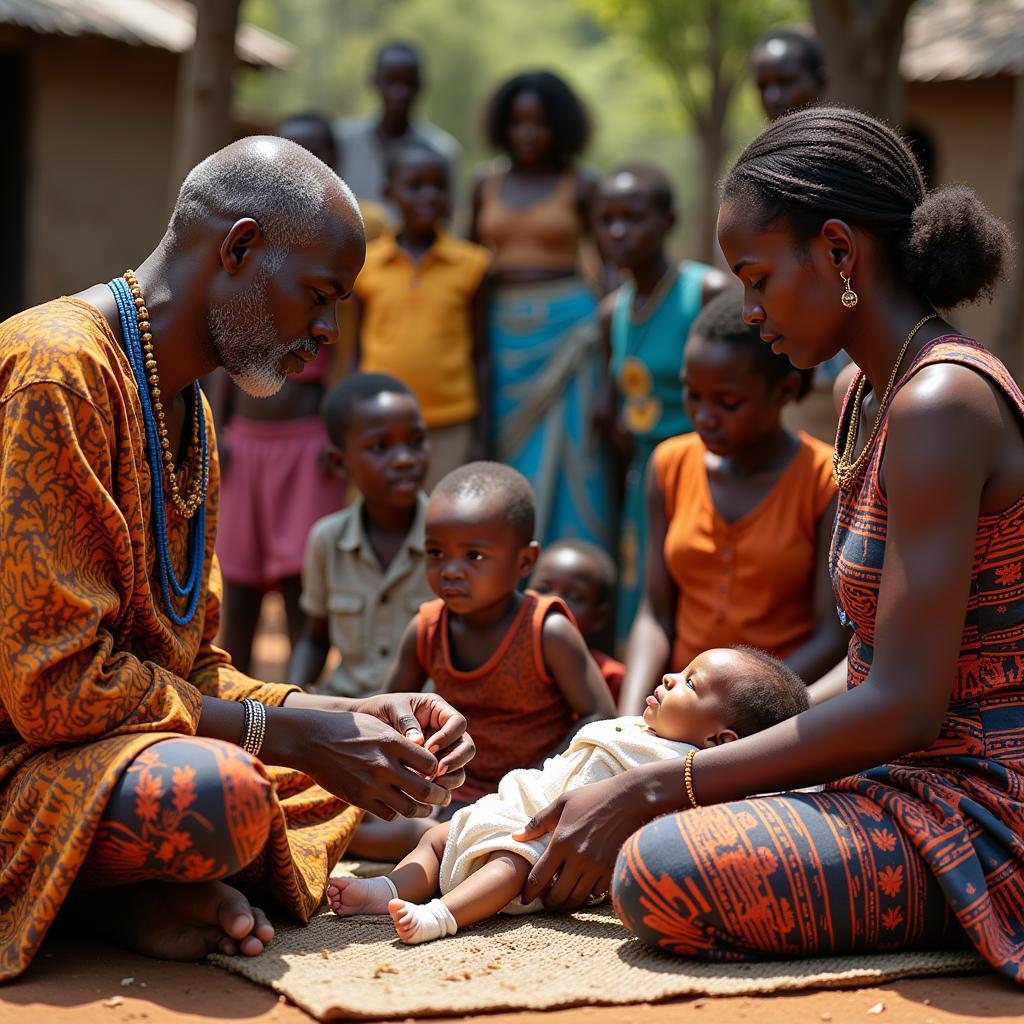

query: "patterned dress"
left=613, top=336, right=1024, bottom=984
left=0, top=299, right=362, bottom=980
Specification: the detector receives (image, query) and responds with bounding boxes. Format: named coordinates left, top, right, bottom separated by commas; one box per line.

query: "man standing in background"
left=335, top=42, right=460, bottom=221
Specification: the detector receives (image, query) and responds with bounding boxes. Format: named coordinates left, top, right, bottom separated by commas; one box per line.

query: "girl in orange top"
left=618, top=292, right=848, bottom=714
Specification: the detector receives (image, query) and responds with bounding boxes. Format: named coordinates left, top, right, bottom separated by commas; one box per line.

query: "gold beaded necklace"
left=832, top=312, right=939, bottom=491
left=123, top=269, right=208, bottom=519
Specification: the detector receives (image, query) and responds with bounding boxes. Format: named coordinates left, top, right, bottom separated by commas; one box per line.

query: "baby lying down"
left=329, top=646, right=809, bottom=944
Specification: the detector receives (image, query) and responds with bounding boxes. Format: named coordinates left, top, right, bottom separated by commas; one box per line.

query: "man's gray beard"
left=208, top=274, right=310, bottom=398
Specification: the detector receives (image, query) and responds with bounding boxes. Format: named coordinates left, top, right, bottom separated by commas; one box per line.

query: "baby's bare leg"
left=442, top=850, right=532, bottom=928
left=389, top=850, right=532, bottom=944
left=328, top=823, right=449, bottom=916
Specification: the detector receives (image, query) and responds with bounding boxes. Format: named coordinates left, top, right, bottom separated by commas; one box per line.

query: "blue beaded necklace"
left=108, top=275, right=207, bottom=625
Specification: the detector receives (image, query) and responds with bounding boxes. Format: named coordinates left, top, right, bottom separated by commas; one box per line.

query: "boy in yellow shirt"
left=353, top=142, right=491, bottom=490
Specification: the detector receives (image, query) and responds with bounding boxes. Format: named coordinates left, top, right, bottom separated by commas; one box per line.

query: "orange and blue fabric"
left=613, top=336, right=1024, bottom=984
left=0, top=299, right=361, bottom=980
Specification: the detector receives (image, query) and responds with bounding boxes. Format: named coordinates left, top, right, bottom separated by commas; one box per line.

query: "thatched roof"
left=902, top=0, right=1024, bottom=81
left=0, top=0, right=294, bottom=69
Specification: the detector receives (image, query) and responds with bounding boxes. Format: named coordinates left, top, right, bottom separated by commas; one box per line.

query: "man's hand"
left=283, top=708, right=454, bottom=820
left=353, top=692, right=475, bottom=796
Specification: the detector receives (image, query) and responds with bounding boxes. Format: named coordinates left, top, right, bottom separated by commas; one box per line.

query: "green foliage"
left=236, top=0, right=807, bottom=254
left=579, top=0, right=805, bottom=134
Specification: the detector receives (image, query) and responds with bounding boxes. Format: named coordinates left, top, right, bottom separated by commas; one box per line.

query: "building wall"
left=906, top=76, right=1017, bottom=356
left=24, top=34, right=180, bottom=303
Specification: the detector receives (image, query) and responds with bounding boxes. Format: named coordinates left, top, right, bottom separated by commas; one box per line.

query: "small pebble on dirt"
left=821, top=1013, right=833, bottom=1021
left=103, top=996, right=123, bottom=1008
left=120, top=977, right=134, bottom=986
left=867, top=1001, right=885, bottom=1015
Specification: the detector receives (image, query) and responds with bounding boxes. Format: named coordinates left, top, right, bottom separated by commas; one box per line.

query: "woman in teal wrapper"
left=469, top=71, right=611, bottom=550
left=596, top=164, right=729, bottom=649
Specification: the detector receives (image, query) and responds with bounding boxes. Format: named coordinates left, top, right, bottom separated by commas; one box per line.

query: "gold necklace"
left=123, top=269, right=207, bottom=519
left=833, top=312, right=939, bottom=491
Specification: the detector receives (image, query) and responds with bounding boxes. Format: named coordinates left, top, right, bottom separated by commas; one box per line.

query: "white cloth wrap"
left=438, top=717, right=697, bottom=914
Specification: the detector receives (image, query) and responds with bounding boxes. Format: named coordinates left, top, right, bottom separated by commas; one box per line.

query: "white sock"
left=388, top=897, right=458, bottom=945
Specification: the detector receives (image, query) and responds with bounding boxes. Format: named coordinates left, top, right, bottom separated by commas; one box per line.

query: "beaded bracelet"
left=240, top=699, right=267, bottom=758
left=683, top=748, right=701, bottom=809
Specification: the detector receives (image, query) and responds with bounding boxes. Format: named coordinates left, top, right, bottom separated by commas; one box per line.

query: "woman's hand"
left=513, top=769, right=669, bottom=911
left=349, top=692, right=475, bottom=796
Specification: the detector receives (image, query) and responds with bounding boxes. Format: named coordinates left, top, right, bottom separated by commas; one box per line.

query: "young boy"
left=290, top=373, right=434, bottom=699
left=531, top=540, right=625, bottom=702
left=353, top=142, right=491, bottom=490
left=595, top=163, right=729, bottom=652
left=328, top=645, right=809, bottom=943
left=382, top=461, right=617, bottom=817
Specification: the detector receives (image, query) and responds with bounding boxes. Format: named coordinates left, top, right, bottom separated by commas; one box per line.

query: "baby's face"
left=643, top=649, right=747, bottom=746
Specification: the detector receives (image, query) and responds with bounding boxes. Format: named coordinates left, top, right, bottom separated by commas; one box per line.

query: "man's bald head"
left=166, top=137, right=364, bottom=400
left=167, top=136, right=362, bottom=270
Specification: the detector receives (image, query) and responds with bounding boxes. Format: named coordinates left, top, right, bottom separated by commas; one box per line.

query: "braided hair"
left=722, top=107, right=1010, bottom=309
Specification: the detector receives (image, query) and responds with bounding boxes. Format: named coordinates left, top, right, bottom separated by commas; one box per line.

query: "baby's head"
left=425, top=461, right=539, bottom=615
left=531, top=539, right=615, bottom=642
left=644, top=646, right=808, bottom=746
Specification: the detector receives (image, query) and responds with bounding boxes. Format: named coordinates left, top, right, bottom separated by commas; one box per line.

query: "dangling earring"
left=840, top=272, right=858, bottom=309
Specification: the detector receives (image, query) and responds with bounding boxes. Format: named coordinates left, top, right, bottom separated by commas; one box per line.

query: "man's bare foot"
left=75, top=880, right=274, bottom=959
left=326, top=875, right=395, bottom=916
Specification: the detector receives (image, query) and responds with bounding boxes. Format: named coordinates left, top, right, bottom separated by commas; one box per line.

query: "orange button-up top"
left=654, top=431, right=836, bottom=671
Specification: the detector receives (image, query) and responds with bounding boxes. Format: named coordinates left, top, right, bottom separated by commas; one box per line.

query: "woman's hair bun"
left=898, top=184, right=1012, bottom=308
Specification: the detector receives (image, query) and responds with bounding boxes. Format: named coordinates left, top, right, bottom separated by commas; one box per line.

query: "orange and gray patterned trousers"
left=613, top=791, right=965, bottom=960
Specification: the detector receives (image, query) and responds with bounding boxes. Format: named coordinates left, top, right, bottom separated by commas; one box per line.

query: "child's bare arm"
left=470, top=281, right=490, bottom=459
left=541, top=613, right=617, bottom=756
left=288, top=614, right=331, bottom=690
left=382, top=616, right=429, bottom=694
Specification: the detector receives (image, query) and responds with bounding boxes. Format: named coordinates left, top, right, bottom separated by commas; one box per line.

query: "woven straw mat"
left=207, top=860, right=985, bottom=1020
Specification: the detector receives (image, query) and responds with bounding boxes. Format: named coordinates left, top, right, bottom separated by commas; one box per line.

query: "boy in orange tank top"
left=382, top=462, right=616, bottom=817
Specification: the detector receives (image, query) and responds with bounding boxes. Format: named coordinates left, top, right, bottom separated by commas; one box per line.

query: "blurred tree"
left=170, top=0, right=242, bottom=195
left=575, top=0, right=805, bottom=262
left=810, top=1, right=917, bottom=124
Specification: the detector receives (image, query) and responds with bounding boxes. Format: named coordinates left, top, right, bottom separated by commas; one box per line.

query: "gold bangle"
left=683, top=748, right=701, bottom=809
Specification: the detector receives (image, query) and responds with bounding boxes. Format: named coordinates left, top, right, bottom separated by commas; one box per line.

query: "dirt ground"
left=3, top=924, right=1021, bottom=1024
left=4, top=596, right=1019, bottom=1024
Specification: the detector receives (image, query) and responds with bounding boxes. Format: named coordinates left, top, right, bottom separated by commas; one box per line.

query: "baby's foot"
left=388, top=897, right=458, bottom=945
left=326, top=875, right=397, bottom=916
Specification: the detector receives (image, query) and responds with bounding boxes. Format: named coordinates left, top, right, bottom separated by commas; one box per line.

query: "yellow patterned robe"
left=0, top=298, right=361, bottom=980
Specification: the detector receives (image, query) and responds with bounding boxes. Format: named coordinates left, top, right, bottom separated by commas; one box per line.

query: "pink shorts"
left=217, top=416, right=345, bottom=588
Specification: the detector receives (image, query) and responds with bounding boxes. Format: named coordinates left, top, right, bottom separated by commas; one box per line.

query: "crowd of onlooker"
left=212, top=29, right=849, bottom=750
